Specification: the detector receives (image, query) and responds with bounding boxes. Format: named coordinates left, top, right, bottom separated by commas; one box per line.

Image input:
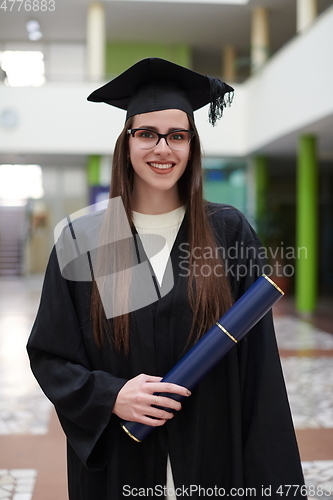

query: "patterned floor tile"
left=275, top=316, right=333, bottom=350
left=0, top=389, right=52, bottom=435
left=0, top=278, right=52, bottom=435
left=0, top=470, right=37, bottom=500
left=281, top=357, right=333, bottom=429
left=302, top=460, right=333, bottom=499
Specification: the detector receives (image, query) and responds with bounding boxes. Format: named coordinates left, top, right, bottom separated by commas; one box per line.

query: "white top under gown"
left=132, top=205, right=186, bottom=500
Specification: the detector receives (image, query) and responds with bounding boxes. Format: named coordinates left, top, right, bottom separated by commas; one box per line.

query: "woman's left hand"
left=112, top=373, right=191, bottom=426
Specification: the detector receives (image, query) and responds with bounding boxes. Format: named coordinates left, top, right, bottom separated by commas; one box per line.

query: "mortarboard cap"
left=87, top=58, right=234, bottom=126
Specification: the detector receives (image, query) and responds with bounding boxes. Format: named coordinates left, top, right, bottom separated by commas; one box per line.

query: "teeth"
left=149, top=163, right=174, bottom=170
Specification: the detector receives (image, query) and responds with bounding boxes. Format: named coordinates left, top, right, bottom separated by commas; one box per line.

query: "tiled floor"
left=0, top=469, right=37, bottom=500
left=0, top=276, right=332, bottom=499
left=0, top=277, right=52, bottom=437
left=274, top=309, right=333, bottom=500
left=275, top=315, right=333, bottom=350
left=301, top=461, right=333, bottom=500
left=275, top=316, right=333, bottom=430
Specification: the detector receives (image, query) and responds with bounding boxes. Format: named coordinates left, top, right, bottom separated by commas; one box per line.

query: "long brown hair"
left=91, top=115, right=233, bottom=353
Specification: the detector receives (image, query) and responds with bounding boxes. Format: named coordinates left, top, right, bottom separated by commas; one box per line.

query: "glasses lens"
left=167, top=131, right=192, bottom=150
left=133, top=130, right=159, bottom=150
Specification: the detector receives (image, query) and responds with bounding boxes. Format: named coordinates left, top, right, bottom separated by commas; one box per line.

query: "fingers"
left=146, top=406, right=175, bottom=422
left=133, top=393, right=179, bottom=416
left=148, top=382, right=192, bottom=398
left=151, top=394, right=181, bottom=412
left=139, top=415, right=168, bottom=427
left=134, top=375, right=192, bottom=398
left=145, top=375, right=164, bottom=383
left=119, top=393, right=175, bottom=424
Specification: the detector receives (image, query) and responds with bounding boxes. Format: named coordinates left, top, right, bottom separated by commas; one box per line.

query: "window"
left=0, top=51, right=45, bottom=87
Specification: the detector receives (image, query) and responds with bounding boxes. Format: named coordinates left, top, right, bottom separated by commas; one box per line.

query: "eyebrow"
left=135, top=126, right=187, bottom=132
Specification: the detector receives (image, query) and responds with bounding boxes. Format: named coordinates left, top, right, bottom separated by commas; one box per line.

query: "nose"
left=153, top=137, right=171, bottom=154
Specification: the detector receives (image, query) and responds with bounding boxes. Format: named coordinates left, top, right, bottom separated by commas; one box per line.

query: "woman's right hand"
left=112, top=373, right=191, bottom=426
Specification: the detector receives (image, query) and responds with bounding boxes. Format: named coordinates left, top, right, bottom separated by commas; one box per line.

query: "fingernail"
left=187, top=390, right=191, bottom=396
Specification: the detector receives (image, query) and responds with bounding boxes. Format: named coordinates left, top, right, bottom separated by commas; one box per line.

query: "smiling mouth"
left=148, top=162, right=175, bottom=170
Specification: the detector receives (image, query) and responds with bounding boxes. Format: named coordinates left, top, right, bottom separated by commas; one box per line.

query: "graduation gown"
left=27, top=203, right=305, bottom=499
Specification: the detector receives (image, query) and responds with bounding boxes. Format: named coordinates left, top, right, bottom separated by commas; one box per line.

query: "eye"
left=137, top=130, right=156, bottom=139
left=169, top=132, right=186, bottom=141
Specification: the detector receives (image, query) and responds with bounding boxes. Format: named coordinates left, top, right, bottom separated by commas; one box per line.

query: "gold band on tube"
left=215, top=322, right=238, bottom=343
left=121, top=423, right=142, bottom=442
left=262, top=274, right=285, bottom=296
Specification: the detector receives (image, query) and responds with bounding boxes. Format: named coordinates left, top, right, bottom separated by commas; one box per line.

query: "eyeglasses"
left=127, top=128, right=195, bottom=151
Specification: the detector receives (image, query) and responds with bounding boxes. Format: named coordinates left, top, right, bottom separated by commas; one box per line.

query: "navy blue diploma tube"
left=121, top=274, right=284, bottom=442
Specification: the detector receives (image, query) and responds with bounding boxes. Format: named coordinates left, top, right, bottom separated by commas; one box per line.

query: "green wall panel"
left=105, top=43, right=191, bottom=77
left=87, top=154, right=101, bottom=186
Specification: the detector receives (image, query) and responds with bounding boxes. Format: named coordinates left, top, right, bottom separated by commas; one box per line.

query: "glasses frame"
left=127, top=128, right=195, bottom=150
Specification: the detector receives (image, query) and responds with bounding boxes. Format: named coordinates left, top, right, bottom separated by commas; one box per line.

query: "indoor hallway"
left=0, top=276, right=332, bottom=500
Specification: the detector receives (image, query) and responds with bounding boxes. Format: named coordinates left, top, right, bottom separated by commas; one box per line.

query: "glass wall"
left=203, top=158, right=247, bottom=215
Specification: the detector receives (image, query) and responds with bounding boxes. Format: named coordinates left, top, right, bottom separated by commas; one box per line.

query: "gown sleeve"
left=27, top=247, right=127, bottom=471
left=226, top=211, right=305, bottom=495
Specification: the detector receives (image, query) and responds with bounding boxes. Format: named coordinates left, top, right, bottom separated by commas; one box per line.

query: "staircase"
left=0, top=205, right=27, bottom=276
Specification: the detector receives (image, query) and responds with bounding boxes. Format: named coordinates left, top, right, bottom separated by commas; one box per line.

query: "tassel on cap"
left=208, top=76, right=234, bottom=127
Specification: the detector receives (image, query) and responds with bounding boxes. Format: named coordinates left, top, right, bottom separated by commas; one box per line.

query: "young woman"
left=28, top=58, right=305, bottom=499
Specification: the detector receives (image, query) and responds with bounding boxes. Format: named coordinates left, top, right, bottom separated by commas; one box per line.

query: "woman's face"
left=128, top=108, right=191, bottom=197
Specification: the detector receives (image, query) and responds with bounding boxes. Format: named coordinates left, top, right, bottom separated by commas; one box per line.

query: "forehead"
left=131, top=109, right=190, bottom=129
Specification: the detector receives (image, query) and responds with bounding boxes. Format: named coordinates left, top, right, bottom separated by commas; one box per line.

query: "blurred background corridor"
left=0, top=0, right=333, bottom=498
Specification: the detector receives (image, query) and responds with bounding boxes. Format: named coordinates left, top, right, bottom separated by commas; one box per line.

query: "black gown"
left=27, top=203, right=305, bottom=499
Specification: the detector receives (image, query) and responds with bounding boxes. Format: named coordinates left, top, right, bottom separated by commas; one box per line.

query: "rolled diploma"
left=121, top=274, right=284, bottom=442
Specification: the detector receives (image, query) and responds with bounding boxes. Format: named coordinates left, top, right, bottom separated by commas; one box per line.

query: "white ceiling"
left=0, top=0, right=331, bottom=53
left=259, top=114, right=333, bottom=159
left=0, top=0, right=333, bottom=161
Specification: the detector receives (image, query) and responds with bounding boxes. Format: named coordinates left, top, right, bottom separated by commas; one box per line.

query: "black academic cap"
left=87, top=58, right=234, bottom=126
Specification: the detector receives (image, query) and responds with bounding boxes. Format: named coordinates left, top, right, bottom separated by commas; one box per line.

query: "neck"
left=131, top=184, right=181, bottom=215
